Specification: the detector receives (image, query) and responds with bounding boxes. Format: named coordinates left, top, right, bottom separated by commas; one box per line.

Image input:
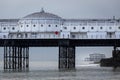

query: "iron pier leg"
left=26, top=47, right=29, bottom=71
left=59, top=46, right=75, bottom=70
left=3, top=46, right=29, bottom=72
left=4, top=46, right=6, bottom=71
left=113, top=46, right=117, bottom=68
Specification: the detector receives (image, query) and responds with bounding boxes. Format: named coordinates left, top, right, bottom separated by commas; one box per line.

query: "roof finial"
left=41, top=7, right=45, bottom=13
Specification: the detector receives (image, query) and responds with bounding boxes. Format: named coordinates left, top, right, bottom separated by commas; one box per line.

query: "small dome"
left=23, top=9, right=61, bottom=19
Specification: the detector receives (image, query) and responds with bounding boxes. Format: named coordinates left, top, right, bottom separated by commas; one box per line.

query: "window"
left=26, top=25, right=29, bottom=27
left=3, top=27, right=6, bottom=30
left=31, top=33, right=37, bottom=38
left=82, top=27, right=85, bottom=29
left=72, top=35, right=75, bottom=38
left=21, top=25, right=23, bottom=27
left=3, top=35, right=6, bottom=38
left=79, top=24, right=82, bottom=26
left=49, top=34, right=51, bottom=38
left=41, top=24, right=43, bottom=27
left=12, top=27, right=15, bottom=30
left=55, top=25, right=57, bottom=27
left=39, top=35, right=41, bottom=38
left=25, top=34, right=28, bottom=38
left=17, top=34, right=22, bottom=38
left=48, top=25, right=51, bottom=27
left=109, top=27, right=112, bottom=29
left=91, top=27, right=94, bottom=29
left=91, top=35, right=93, bottom=38
left=73, top=27, right=76, bottom=29
left=53, top=35, right=55, bottom=38
left=64, top=27, right=67, bottom=29
left=118, top=26, right=120, bottom=29
left=100, top=27, right=103, bottom=29
left=10, top=35, right=13, bottom=39
left=33, top=25, right=36, bottom=27
left=63, top=34, right=64, bottom=38
left=109, top=32, right=112, bottom=38
left=68, top=34, right=69, bottom=38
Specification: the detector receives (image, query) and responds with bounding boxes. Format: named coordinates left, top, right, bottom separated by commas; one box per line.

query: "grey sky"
left=0, top=0, right=120, bottom=19
left=0, top=0, right=120, bottom=62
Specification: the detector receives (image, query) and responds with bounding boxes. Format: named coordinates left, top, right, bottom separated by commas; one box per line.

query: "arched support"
left=4, top=46, right=29, bottom=72
left=59, top=46, right=75, bottom=70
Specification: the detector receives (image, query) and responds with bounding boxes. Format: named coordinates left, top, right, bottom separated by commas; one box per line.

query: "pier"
left=0, top=39, right=120, bottom=71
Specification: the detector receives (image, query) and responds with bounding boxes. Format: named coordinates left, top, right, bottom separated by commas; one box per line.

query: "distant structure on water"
left=85, top=53, right=106, bottom=63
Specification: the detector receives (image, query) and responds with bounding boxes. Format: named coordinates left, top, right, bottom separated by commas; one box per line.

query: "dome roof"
left=23, top=9, right=61, bottom=19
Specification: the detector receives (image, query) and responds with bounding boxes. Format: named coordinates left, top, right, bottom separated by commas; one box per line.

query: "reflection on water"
left=0, top=67, right=120, bottom=80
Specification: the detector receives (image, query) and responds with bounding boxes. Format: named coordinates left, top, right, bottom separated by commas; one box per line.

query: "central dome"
left=23, top=9, right=61, bottom=19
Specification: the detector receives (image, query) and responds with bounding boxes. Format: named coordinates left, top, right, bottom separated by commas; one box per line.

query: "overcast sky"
left=0, top=0, right=120, bottom=19
left=0, top=0, right=120, bottom=62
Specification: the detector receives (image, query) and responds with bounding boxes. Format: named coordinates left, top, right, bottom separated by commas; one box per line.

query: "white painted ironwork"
left=0, top=10, right=120, bottom=39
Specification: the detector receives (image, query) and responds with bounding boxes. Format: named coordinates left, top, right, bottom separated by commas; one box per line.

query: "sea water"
left=0, top=62, right=120, bottom=80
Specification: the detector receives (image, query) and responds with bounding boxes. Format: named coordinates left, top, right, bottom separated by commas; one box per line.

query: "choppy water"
left=0, top=66, right=120, bottom=80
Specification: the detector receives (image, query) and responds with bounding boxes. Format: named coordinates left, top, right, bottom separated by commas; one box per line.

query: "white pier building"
left=0, top=9, right=120, bottom=39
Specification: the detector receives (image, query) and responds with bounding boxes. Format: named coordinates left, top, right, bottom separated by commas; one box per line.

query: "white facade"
left=0, top=9, right=120, bottom=39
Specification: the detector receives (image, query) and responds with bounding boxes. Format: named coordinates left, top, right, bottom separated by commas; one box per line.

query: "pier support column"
left=59, top=46, right=75, bottom=70
left=112, top=46, right=120, bottom=68
left=4, top=46, right=29, bottom=72
left=112, top=46, right=117, bottom=68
